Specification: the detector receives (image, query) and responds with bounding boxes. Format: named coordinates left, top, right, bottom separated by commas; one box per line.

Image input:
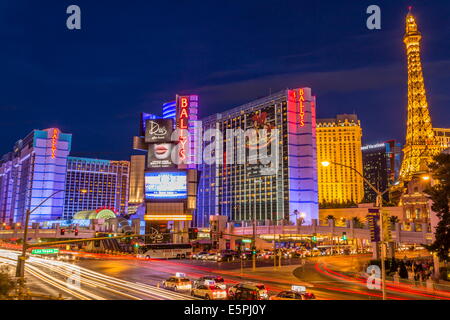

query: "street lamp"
left=15, top=190, right=65, bottom=279
left=271, top=211, right=304, bottom=269
left=252, top=179, right=262, bottom=271
left=321, top=160, right=389, bottom=300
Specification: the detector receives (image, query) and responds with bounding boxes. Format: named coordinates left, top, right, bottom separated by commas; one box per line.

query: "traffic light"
left=381, top=210, right=392, bottom=242
left=367, top=214, right=381, bottom=242
left=311, top=233, right=317, bottom=242
left=60, top=228, right=65, bottom=236
left=74, top=229, right=78, bottom=236
left=188, top=227, right=198, bottom=240
left=341, top=232, right=347, bottom=241
left=251, top=246, right=257, bottom=255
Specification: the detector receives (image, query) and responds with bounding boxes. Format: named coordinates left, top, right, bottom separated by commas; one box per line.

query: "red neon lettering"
left=298, top=90, right=305, bottom=127
left=179, top=118, right=188, bottom=129
left=177, top=96, right=191, bottom=161
left=180, top=108, right=188, bottom=118
left=51, top=129, right=59, bottom=159
left=181, top=97, right=188, bottom=108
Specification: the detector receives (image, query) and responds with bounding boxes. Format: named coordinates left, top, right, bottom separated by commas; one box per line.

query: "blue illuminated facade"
left=0, top=128, right=72, bottom=223
left=0, top=129, right=130, bottom=224
left=195, top=89, right=319, bottom=227
left=162, top=101, right=176, bottom=121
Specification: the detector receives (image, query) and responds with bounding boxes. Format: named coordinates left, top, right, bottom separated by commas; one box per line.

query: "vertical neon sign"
left=51, top=128, right=59, bottom=159
left=178, top=96, right=190, bottom=161
left=298, top=89, right=305, bottom=127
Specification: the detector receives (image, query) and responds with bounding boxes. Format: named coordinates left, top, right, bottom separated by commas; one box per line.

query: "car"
left=228, top=282, right=268, bottom=300
left=270, top=285, right=315, bottom=300
left=241, top=251, right=253, bottom=260
left=260, top=250, right=274, bottom=260
left=195, top=275, right=226, bottom=290
left=270, top=290, right=316, bottom=300
left=162, top=274, right=192, bottom=292
left=216, top=250, right=239, bottom=262
left=191, top=282, right=227, bottom=300
left=193, top=251, right=209, bottom=260
left=206, top=252, right=218, bottom=260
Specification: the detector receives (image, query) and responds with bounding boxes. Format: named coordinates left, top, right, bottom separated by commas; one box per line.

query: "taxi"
left=195, top=275, right=227, bottom=290
left=270, top=286, right=316, bottom=300
left=162, top=273, right=192, bottom=292
left=191, top=280, right=228, bottom=300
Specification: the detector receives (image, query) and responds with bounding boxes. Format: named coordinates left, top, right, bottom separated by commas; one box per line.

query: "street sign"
left=242, top=239, right=252, bottom=243
left=31, top=248, right=59, bottom=255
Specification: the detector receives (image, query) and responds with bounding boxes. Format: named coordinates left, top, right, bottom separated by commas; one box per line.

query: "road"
left=75, top=253, right=450, bottom=300
left=0, top=249, right=197, bottom=300
left=2, top=248, right=450, bottom=300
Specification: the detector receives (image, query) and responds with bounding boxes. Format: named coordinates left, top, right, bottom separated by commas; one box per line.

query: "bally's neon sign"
left=51, top=128, right=59, bottom=159
left=298, top=89, right=305, bottom=127
left=178, top=96, right=190, bottom=161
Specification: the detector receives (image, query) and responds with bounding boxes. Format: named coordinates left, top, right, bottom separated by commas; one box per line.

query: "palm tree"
left=326, top=215, right=335, bottom=221
left=352, top=217, right=363, bottom=228
left=389, top=216, right=400, bottom=229
left=389, top=216, right=400, bottom=224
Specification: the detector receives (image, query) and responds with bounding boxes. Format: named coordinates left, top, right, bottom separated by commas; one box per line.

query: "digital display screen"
left=144, top=171, right=187, bottom=199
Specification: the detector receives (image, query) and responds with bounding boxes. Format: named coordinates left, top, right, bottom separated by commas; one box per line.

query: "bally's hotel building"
left=0, top=128, right=129, bottom=224
left=196, top=88, right=319, bottom=227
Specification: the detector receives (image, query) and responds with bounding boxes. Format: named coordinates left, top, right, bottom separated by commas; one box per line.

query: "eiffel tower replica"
left=398, top=8, right=440, bottom=182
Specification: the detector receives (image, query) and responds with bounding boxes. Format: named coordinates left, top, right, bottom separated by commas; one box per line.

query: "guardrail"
left=230, top=224, right=432, bottom=244
left=0, top=229, right=96, bottom=240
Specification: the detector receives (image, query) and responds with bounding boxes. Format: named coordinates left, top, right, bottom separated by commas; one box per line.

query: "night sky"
left=1, top=0, right=449, bottom=160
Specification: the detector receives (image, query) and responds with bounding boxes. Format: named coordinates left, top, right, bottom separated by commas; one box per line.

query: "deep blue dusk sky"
left=1, top=0, right=449, bottom=160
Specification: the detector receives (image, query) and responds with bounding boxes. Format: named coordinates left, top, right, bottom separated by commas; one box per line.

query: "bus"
left=137, top=243, right=193, bottom=260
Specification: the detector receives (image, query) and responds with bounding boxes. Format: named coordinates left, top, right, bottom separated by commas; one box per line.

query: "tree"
left=326, top=215, right=335, bottom=221
left=0, top=266, right=16, bottom=299
left=352, top=217, right=363, bottom=228
left=389, top=216, right=400, bottom=228
left=424, top=153, right=450, bottom=262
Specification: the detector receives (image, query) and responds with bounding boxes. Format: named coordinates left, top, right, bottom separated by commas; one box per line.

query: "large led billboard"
left=144, top=171, right=187, bottom=199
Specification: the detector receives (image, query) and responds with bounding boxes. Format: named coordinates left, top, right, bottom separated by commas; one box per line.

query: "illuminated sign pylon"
left=177, top=96, right=190, bottom=162
left=298, top=88, right=305, bottom=127
left=51, top=128, right=59, bottom=159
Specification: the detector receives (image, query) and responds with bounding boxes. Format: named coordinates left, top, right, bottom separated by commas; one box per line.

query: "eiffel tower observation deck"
left=399, top=8, right=441, bottom=182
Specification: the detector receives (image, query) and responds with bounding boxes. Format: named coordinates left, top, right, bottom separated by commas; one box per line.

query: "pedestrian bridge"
left=0, top=228, right=96, bottom=241
left=227, top=220, right=433, bottom=245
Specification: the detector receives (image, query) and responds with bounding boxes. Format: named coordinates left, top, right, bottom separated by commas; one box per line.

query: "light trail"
left=0, top=249, right=197, bottom=300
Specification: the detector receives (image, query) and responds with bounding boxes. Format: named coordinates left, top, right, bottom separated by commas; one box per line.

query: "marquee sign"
left=298, top=88, right=306, bottom=127
left=51, top=128, right=59, bottom=159
left=177, top=96, right=190, bottom=162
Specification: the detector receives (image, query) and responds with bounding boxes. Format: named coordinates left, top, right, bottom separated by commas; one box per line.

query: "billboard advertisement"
left=144, top=171, right=187, bottom=199
left=147, top=143, right=175, bottom=168
left=140, top=112, right=157, bottom=136
left=145, top=118, right=173, bottom=143
left=245, top=105, right=278, bottom=177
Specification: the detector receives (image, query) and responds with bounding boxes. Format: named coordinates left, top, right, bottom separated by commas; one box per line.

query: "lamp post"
left=271, top=211, right=304, bottom=269
left=321, top=160, right=389, bottom=300
left=15, top=190, right=65, bottom=279
left=252, top=179, right=262, bottom=271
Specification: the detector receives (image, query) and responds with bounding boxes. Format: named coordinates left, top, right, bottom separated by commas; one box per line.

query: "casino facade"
left=195, top=88, right=319, bottom=227
left=132, top=88, right=319, bottom=236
